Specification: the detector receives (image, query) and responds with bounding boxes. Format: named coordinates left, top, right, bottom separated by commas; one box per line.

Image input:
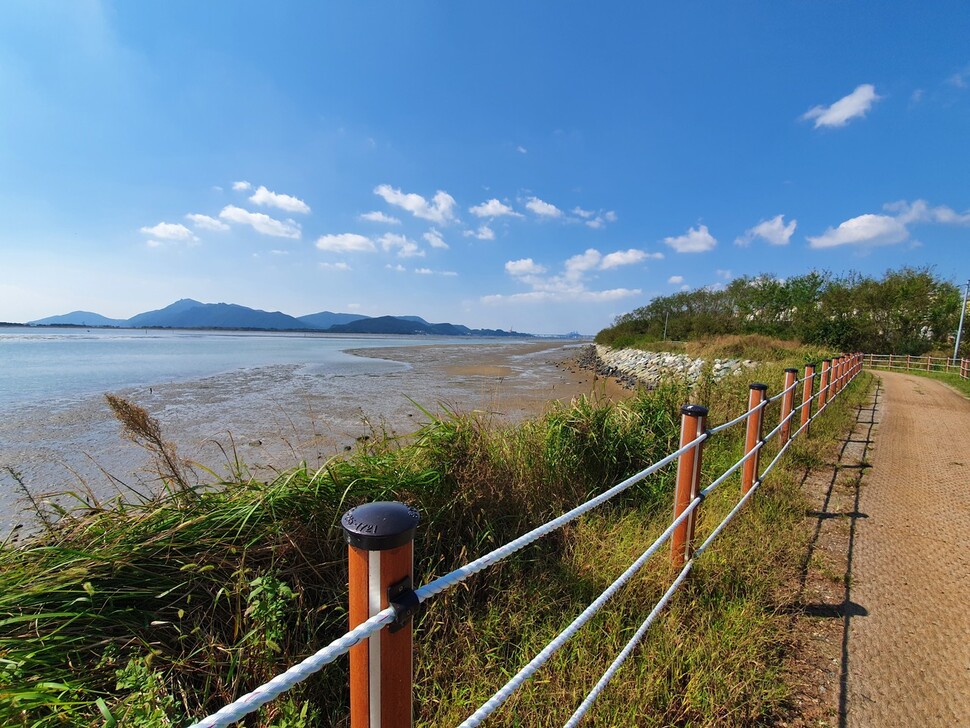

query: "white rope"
left=188, top=432, right=706, bottom=728
left=414, top=431, right=706, bottom=604
left=693, top=476, right=762, bottom=558
left=562, top=560, right=694, bottom=728
left=767, top=378, right=797, bottom=404
left=700, top=439, right=763, bottom=498
left=457, top=497, right=703, bottom=727
left=186, top=607, right=396, bottom=728
left=762, top=402, right=798, bottom=443
left=707, top=398, right=765, bottom=435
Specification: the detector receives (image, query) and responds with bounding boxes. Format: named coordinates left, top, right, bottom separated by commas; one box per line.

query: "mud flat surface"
left=1, top=341, right=616, bottom=533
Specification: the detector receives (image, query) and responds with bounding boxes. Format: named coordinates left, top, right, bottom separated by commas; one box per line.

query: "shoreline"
left=0, top=340, right=619, bottom=534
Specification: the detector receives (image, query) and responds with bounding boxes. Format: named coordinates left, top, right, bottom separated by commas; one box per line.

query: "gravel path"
left=845, top=371, right=970, bottom=726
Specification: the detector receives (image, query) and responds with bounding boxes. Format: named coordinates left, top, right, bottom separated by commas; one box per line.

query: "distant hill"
left=297, top=311, right=370, bottom=329
left=329, top=315, right=527, bottom=337
left=29, top=311, right=128, bottom=327
left=127, top=300, right=308, bottom=330
left=27, top=300, right=533, bottom=336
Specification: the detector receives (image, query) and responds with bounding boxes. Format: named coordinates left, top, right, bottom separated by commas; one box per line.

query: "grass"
left=0, top=350, right=870, bottom=727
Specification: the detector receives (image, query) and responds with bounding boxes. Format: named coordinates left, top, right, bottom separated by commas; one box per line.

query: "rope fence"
left=863, top=352, right=970, bottom=380
left=188, top=353, right=866, bottom=728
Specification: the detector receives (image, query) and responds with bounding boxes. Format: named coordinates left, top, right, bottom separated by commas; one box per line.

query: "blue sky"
left=1, top=2, right=969, bottom=334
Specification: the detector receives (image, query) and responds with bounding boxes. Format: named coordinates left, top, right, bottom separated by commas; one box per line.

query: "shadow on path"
left=788, top=379, right=881, bottom=727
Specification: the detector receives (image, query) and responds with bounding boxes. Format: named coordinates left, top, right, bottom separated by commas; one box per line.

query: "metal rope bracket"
left=388, top=576, right=420, bottom=633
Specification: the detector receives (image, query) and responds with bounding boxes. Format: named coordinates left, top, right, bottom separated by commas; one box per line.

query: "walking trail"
left=791, top=370, right=970, bottom=726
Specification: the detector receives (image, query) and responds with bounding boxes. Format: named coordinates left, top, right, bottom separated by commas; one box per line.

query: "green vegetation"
left=0, top=354, right=870, bottom=727
left=597, top=267, right=965, bottom=356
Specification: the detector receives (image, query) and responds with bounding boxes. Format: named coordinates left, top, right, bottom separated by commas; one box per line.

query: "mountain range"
left=27, top=299, right=531, bottom=337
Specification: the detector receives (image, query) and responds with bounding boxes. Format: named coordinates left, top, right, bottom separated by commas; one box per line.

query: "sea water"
left=0, top=327, right=567, bottom=534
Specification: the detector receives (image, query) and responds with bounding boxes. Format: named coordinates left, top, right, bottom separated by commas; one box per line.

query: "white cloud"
left=572, top=207, right=594, bottom=219
left=320, top=262, right=351, bottom=271
left=359, top=211, right=401, bottom=225
left=802, top=84, right=881, bottom=128
left=885, top=199, right=970, bottom=226
left=374, top=184, right=457, bottom=224
left=464, top=225, right=495, bottom=241
left=145, top=239, right=163, bottom=249
left=716, top=269, right=732, bottom=280
left=482, top=288, right=641, bottom=305
left=807, top=214, right=909, bottom=249
left=415, top=268, right=433, bottom=275
left=600, top=249, right=647, bottom=269
left=249, top=185, right=311, bottom=214
left=186, top=213, right=230, bottom=232
left=378, top=233, right=424, bottom=258
left=386, top=264, right=406, bottom=272
left=469, top=199, right=521, bottom=218
left=668, top=275, right=684, bottom=284
left=604, top=211, right=618, bottom=223
left=736, top=214, right=797, bottom=246
left=232, top=181, right=252, bottom=191
left=493, top=247, right=649, bottom=305
left=565, top=249, right=602, bottom=279
left=525, top=196, right=563, bottom=218
left=219, top=205, right=301, bottom=239
left=948, top=66, right=970, bottom=89
left=506, top=258, right=547, bottom=276
left=139, top=222, right=198, bottom=242
left=516, top=145, right=528, bottom=154
left=315, top=233, right=376, bottom=253
left=664, top=224, right=717, bottom=253
left=423, top=229, right=449, bottom=249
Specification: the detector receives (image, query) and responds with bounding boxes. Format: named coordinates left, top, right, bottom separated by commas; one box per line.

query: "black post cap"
left=341, top=501, right=420, bottom=551
left=680, top=404, right=709, bottom=417
left=784, top=367, right=799, bottom=373
left=750, top=383, right=768, bottom=391
left=822, top=358, right=832, bottom=363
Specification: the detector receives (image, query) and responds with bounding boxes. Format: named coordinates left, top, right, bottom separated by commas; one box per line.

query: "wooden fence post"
left=800, top=363, right=815, bottom=436
left=671, top=404, right=707, bottom=569
left=343, top=502, right=420, bottom=728
left=818, top=359, right=831, bottom=409
left=780, top=368, right=798, bottom=447
left=741, top=384, right=768, bottom=496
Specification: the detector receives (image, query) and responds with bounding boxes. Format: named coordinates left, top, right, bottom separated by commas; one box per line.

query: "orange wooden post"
left=780, top=368, right=798, bottom=446
left=800, top=363, right=815, bottom=435
left=835, top=356, right=844, bottom=393
left=818, top=359, right=831, bottom=409
left=342, top=502, right=420, bottom=728
left=671, top=404, right=707, bottom=569
left=831, top=356, right=840, bottom=394
left=741, top=383, right=768, bottom=496
left=927, top=355, right=932, bottom=371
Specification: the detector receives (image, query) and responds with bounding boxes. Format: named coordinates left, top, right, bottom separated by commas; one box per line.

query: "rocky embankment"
left=576, top=345, right=756, bottom=389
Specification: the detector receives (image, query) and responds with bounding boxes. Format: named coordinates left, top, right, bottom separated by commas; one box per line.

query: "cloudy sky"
left=2, top=2, right=969, bottom=334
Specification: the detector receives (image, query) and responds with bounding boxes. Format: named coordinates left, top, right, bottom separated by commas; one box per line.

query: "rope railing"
left=188, top=353, right=865, bottom=728
left=863, top=352, right=970, bottom=380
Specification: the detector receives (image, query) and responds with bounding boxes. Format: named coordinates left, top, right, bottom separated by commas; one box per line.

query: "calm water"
left=0, top=327, right=444, bottom=412
left=0, top=327, right=571, bottom=535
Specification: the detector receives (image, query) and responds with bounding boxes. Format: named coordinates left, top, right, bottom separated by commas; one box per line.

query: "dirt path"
left=791, top=371, right=970, bottom=726
left=844, top=371, right=970, bottom=726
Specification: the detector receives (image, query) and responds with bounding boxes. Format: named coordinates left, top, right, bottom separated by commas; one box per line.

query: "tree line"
left=597, top=267, right=967, bottom=355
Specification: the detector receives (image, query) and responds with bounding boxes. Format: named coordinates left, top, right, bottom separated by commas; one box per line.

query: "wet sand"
left=1, top=340, right=621, bottom=534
